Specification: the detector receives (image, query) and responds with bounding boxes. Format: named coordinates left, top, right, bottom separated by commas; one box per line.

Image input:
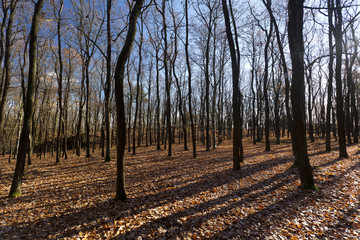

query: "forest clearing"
left=1, top=138, right=360, bottom=239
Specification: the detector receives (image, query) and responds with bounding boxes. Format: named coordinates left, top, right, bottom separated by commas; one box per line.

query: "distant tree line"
left=1, top=0, right=359, bottom=198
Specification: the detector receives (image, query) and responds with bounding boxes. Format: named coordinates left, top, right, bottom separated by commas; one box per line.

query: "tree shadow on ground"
left=1, top=164, right=298, bottom=239
left=209, top=159, right=360, bottom=239
left=1, top=140, right=356, bottom=239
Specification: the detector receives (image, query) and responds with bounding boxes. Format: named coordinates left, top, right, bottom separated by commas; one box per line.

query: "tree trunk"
left=159, top=0, right=172, bottom=157
left=146, top=60, right=152, bottom=147
left=104, top=0, right=112, bottom=162
left=132, top=18, right=143, bottom=155
left=325, top=0, right=334, bottom=151
left=171, top=10, right=187, bottom=151
left=345, top=25, right=358, bottom=143
left=85, top=57, right=91, bottom=158
left=263, top=19, right=272, bottom=151
left=114, top=0, right=144, bottom=201
left=155, top=48, right=161, bottom=151
left=76, top=61, right=85, bottom=156
left=9, top=0, right=44, bottom=197
left=204, top=9, right=212, bottom=152
left=333, top=0, right=348, bottom=158
left=55, top=0, right=64, bottom=164
left=288, top=0, right=315, bottom=189
left=262, top=0, right=295, bottom=156
left=126, top=64, right=133, bottom=153
left=0, top=0, right=17, bottom=144
left=138, top=84, right=143, bottom=147
left=306, top=68, right=315, bottom=142
left=222, top=0, right=242, bottom=170
left=185, top=0, right=196, bottom=158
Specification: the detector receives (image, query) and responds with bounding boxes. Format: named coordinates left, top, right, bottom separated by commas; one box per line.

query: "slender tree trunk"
left=85, top=58, right=91, bottom=158
left=185, top=0, right=196, bottom=158
left=222, top=0, right=242, bottom=170
left=126, top=64, right=133, bottom=153
left=101, top=121, right=105, bottom=157
left=307, top=68, right=315, bottom=142
left=146, top=61, right=152, bottom=147
left=262, top=0, right=295, bottom=156
left=250, top=31, right=257, bottom=145
left=155, top=49, right=161, bottom=151
left=263, top=20, right=272, bottom=151
left=9, top=0, right=44, bottom=197
left=76, top=61, right=85, bottom=156
left=204, top=11, right=212, bottom=152
left=132, top=18, right=143, bottom=155
left=211, top=22, right=218, bottom=150
left=55, top=0, right=64, bottom=164
left=0, top=0, right=17, bottom=144
left=114, top=0, right=144, bottom=201
left=326, top=0, right=334, bottom=151
left=332, top=106, right=337, bottom=141
left=171, top=12, right=188, bottom=151
left=159, top=0, right=172, bottom=156
left=333, top=0, right=348, bottom=158
left=104, top=0, right=112, bottom=162
left=63, top=58, right=71, bottom=159
left=137, top=84, right=143, bottom=147
left=345, top=26, right=358, bottom=143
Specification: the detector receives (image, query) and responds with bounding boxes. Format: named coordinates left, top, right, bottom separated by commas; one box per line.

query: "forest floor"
left=1, top=137, right=360, bottom=239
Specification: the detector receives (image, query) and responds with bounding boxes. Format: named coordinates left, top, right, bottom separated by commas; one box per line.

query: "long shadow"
left=115, top=168, right=299, bottom=239
left=209, top=159, right=360, bottom=239
left=4, top=177, right=114, bottom=216
left=118, top=154, right=295, bottom=217
left=5, top=148, right=342, bottom=230
left=1, top=166, right=298, bottom=239
left=322, top=199, right=360, bottom=236
left=209, top=188, right=316, bottom=239
left=3, top=151, right=296, bottom=229
left=2, top=140, right=351, bottom=239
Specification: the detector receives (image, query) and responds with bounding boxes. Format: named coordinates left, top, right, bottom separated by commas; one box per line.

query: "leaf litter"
left=0, top=138, right=359, bottom=239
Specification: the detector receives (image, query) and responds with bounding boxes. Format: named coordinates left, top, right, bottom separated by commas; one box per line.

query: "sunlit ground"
left=1, top=137, right=359, bottom=239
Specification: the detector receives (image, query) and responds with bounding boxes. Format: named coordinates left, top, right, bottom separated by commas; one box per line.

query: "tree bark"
left=288, top=0, right=316, bottom=189
left=0, top=0, right=17, bottom=144
left=185, top=0, right=196, bottom=158
left=222, top=0, right=242, bottom=170
left=171, top=8, right=187, bottom=151
left=114, top=0, right=144, bottom=201
left=9, top=0, right=44, bottom=197
left=262, top=0, right=295, bottom=156
left=263, top=18, right=273, bottom=151
left=325, top=0, right=334, bottom=152
left=344, top=25, right=358, bottom=143
left=158, top=0, right=172, bottom=156
left=55, top=0, right=64, bottom=164
left=333, top=0, right=348, bottom=158
left=132, top=16, right=143, bottom=155
left=104, top=0, right=112, bottom=162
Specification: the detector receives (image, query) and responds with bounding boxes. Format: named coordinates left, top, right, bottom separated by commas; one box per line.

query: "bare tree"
left=157, top=0, right=172, bottom=156
left=333, top=0, right=348, bottom=158
left=326, top=0, right=334, bottom=152
left=184, top=0, right=196, bottom=158
left=9, top=0, right=45, bottom=197
left=0, top=0, right=18, bottom=146
left=104, top=0, right=113, bottom=162
left=52, top=0, right=64, bottom=164
left=288, top=0, right=316, bottom=189
left=114, top=0, right=144, bottom=201
left=222, top=0, right=243, bottom=170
